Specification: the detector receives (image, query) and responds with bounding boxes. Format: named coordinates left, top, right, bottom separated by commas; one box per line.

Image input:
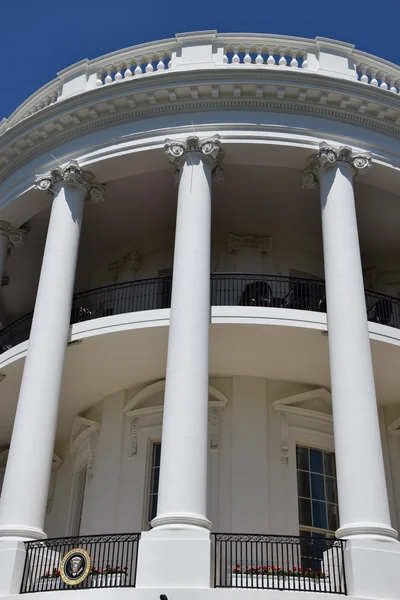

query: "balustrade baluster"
left=105, top=69, right=113, bottom=84
left=278, top=51, right=287, bottom=66
left=267, top=50, right=275, bottom=65
left=145, top=56, right=154, bottom=72
left=255, top=48, right=264, bottom=64
left=243, top=48, right=252, bottom=64
left=232, top=47, right=240, bottom=64
left=134, top=60, right=142, bottom=75
left=290, top=52, right=298, bottom=68
left=124, top=62, right=133, bottom=78
left=360, top=67, right=369, bottom=83
left=114, top=65, right=123, bottom=82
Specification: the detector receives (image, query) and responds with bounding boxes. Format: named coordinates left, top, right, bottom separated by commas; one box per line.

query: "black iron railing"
left=1, top=273, right=400, bottom=355
left=20, top=533, right=140, bottom=593
left=211, top=533, right=346, bottom=594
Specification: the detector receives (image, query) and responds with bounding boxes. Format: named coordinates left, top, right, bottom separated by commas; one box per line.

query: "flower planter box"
left=231, top=575, right=330, bottom=591
left=35, top=579, right=64, bottom=591
left=91, top=573, right=127, bottom=587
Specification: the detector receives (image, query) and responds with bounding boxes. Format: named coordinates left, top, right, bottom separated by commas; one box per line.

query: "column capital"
left=35, top=160, right=106, bottom=203
left=164, top=135, right=224, bottom=179
left=301, top=142, right=372, bottom=189
left=0, top=221, right=28, bottom=250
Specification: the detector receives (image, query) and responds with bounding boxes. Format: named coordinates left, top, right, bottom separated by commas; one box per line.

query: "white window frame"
left=141, top=425, right=162, bottom=531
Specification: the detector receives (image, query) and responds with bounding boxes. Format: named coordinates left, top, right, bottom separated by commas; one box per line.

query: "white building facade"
left=0, top=30, right=400, bottom=600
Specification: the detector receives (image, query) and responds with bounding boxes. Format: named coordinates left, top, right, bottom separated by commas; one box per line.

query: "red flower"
left=236, top=564, right=241, bottom=568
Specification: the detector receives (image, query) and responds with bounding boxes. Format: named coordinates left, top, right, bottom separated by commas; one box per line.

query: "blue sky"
left=1, top=0, right=399, bottom=119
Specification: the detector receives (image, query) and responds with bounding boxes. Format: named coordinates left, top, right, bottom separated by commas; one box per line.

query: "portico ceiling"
left=2, top=161, right=400, bottom=324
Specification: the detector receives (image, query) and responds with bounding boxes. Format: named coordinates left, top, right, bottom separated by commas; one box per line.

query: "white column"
left=0, top=221, right=27, bottom=301
left=302, top=143, right=397, bottom=541
left=0, top=161, right=105, bottom=541
left=152, top=135, right=223, bottom=530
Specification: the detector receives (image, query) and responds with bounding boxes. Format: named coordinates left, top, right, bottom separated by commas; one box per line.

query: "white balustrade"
left=222, top=43, right=306, bottom=69
left=353, top=50, right=400, bottom=93
left=3, top=33, right=400, bottom=133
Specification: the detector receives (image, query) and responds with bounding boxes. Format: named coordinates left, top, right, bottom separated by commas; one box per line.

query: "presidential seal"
left=60, top=548, right=91, bottom=586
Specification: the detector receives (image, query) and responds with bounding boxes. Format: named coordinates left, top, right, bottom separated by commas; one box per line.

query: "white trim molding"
left=273, top=388, right=333, bottom=464
left=69, top=416, right=100, bottom=479
left=388, top=416, right=400, bottom=438
left=123, top=380, right=228, bottom=458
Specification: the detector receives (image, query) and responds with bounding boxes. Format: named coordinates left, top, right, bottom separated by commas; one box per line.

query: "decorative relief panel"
left=123, top=381, right=228, bottom=457
left=108, top=250, right=141, bottom=281
left=69, top=417, right=100, bottom=481
left=228, top=234, right=271, bottom=253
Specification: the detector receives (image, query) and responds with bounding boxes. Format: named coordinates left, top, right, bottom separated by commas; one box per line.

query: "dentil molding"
left=35, top=160, right=106, bottom=203
left=301, top=142, right=372, bottom=189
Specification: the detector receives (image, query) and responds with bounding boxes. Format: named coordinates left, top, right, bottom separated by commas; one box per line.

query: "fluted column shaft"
left=0, top=161, right=105, bottom=540
left=302, top=144, right=397, bottom=541
left=152, top=136, right=222, bottom=530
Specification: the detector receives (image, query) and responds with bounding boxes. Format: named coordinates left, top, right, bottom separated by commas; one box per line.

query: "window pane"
left=325, top=477, right=338, bottom=504
left=324, top=452, right=335, bottom=477
left=298, top=498, right=312, bottom=526
left=154, top=442, right=161, bottom=466
left=296, top=446, right=309, bottom=471
left=311, top=473, right=325, bottom=501
left=327, top=504, right=339, bottom=531
left=150, top=467, right=160, bottom=495
left=312, top=500, right=327, bottom=529
left=310, top=449, right=324, bottom=474
left=297, top=470, right=310, bottom=498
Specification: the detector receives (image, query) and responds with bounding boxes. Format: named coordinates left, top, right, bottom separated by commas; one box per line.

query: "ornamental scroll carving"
left=35, top=160, right=106, bottom=203
left=0, top=221, right=29, bottom=252
left=46, top=454, right=63, bottom=514
left=301, top=143, right=372, bottom=189
left=164, top=135, right=224, bottom=181
left=108, top=250, right=141, bottom=282
left=228, top=234, right=271, bottom=254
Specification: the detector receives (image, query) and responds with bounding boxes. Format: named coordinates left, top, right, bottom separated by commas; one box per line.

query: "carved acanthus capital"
left=35, top=160, right=106, bottom=203
left=164, top=135, right=224, bottom=178
left=0, top=221, right=28, bottom=251
left=301, top=143, right=372, bottom=189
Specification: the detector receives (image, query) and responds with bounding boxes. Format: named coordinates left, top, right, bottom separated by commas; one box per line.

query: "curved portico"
left=1, top=30, right=400, bottom=600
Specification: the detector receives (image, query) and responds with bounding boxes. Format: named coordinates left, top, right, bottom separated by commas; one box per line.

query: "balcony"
left=20, top=533, right=140, bottom=593
left=0, top=273, right=398, bottom=356
left=20, top=532, right=346, bottom=594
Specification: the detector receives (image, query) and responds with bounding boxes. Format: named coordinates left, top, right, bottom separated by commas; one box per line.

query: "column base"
left=136, top=529, right=211, bottom=588
left=151, top=512, right=212, bottom=530
left=0, top=540, right=26, bottom=595
left=345, top=537, right=400, bottom=600
left=337, top=523, right=398, bottom=541
left=0, top=525, right=47, bottom=540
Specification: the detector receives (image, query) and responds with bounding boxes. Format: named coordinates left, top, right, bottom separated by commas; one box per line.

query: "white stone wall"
left=44, top=376, right=400, bottom=539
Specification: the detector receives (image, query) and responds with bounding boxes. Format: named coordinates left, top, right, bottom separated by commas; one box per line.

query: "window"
left=71, top=467, right=87, bottom=536
left=296, top=446, right=339, bottom=536
left=146, top=442, right=161, bottom=528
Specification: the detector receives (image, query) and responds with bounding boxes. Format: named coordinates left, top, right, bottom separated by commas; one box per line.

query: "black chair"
left=368, top=298, right=392, bottom=326
left=290, top=281, right=325, bottom=312
left=239, top=281, right=280, bottom=307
